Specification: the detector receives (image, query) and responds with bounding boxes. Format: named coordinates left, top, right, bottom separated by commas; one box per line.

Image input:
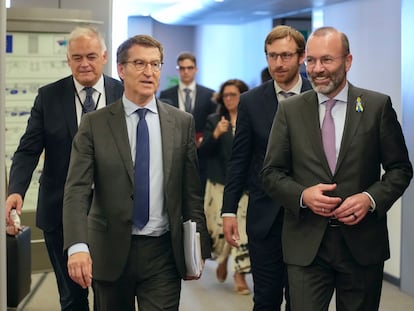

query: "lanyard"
left=75, top=89, right=101, bottom=112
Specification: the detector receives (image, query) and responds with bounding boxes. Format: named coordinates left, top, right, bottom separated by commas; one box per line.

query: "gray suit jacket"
left=63, top=98, right=211, bottom=281
left=262, top=83, right=412, bottom=266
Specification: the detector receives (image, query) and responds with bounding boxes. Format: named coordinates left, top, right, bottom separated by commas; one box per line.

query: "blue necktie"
left=279, top=91, right=295, bottom=99
left=83, top=87, right=95, bottom=113
left=133, top=109, right=150, bottom=229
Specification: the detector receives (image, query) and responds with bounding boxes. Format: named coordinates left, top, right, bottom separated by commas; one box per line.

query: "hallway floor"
left=9, top=260, right=414, bottom=310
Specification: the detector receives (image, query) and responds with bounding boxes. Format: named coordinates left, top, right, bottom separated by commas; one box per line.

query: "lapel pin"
left=355, top=96, right=364, bottom=112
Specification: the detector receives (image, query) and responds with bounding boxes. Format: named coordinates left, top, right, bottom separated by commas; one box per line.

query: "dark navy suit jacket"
left=159, top=84, right=216, bottom=134
left=8, top=75, right=124, bottom=232
left=222, top=78, right=312, bottom=239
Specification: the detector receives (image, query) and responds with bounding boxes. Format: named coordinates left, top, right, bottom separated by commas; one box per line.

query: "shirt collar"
left=274, top=75, right=303, bottom=95
left=73, top=75, right=104, bottom=95
left=179, top=80, right=196, bottom=92
left=317, top=81, right=349, bottom=104
left=123, top=94, right=158, bottom=117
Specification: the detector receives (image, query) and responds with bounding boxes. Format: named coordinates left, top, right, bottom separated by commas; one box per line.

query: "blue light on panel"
left=6, top=34, right=12, bottom=53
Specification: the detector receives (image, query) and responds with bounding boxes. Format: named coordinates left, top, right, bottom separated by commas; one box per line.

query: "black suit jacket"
left=199, top=112, right=234, bottom=185
left=262, top=84, right=413, bottom=265
left=159, top=84, right=216, bottom=133
left=8, top=75, right=124, bottom=232
left=222, top=78, right=312, bottom=239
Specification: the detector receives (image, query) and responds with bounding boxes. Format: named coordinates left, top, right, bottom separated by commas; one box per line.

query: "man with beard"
left=261, top=26, right=412, bottom=310
left=222, top=25, right=312, bottom=310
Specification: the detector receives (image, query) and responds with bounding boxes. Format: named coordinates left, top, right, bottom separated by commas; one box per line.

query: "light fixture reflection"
left=151, top=0, right=204, bottom=24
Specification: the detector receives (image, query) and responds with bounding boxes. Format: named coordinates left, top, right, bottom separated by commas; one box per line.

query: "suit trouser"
left=287, top=226, right=384, bottom=311
left=93, top=232, right=181, bottom=311
left=43, top=226, right=90, bottom=311
left=249, top=210, right=290, bottom=311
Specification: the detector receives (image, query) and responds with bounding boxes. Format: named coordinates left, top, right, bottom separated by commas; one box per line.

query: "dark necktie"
left=184, top=88, right=192, bottom=112
left=322, top=99, right=337, bottom=173
left=83, top=87, right=95, bottom=113
left=133, top=109, right=150, bottom=229
left=279, top=91, right=295, bottom=99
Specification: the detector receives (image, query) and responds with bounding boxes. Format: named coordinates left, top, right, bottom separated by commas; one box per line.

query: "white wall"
left=401, top=0, right=414, bottom=296
left=195, top=18, right=273, bottom=91
left=321, top=0, right=403, bottom=279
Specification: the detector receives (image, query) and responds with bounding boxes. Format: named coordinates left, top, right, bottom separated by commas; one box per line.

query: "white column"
left=1, top=0, right=8, bottom=309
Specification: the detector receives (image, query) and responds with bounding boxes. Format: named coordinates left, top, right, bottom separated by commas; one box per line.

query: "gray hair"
left=67, top=26, right=107, bottom=55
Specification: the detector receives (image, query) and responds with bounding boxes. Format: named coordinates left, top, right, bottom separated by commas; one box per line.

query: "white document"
left=183, top=220, right=202, bottom=277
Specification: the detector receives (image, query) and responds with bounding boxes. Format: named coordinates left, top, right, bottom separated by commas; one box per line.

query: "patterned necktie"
left=322, top=99, right=337, bottom=173
left=279, top=91, right=295, bottom=99
left=183, top=88, right=192, bottom=112
left=83, top=87, right=95, bottom=114
left=133, top=109, right=150, bottom=229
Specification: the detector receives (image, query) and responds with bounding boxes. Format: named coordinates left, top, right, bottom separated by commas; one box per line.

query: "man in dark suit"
left=159, top=52, right=216, bottom=192
left=222, top=25, right=312, bottom=310
left=5, top=27, right=123, bottom=310
left=63, top=35, right=210, bottom=311
left=262, top=27, right=413, bottom=311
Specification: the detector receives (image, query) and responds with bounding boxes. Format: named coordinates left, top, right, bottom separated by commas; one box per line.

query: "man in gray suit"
left=262, top=27, right=412, bottom=310
left=5, top=26, right=123, bottom=310
left=63, top=35, right=210, bottom=311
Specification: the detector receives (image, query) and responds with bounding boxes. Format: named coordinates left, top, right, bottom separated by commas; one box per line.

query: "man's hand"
left=334, top=193, right=371, bottom=225
left=223, top=216, right=239, bottom=247
left=184, top=260, right=205, bottom=281
left=67, top=252, right=93, bottom=289
left=5, top=193, right=23, bottom=226
left=302, top=183, right=342, bottom=217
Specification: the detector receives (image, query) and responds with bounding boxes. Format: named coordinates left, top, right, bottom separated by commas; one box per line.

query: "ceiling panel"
left=124, top=0, right=352, bottom=25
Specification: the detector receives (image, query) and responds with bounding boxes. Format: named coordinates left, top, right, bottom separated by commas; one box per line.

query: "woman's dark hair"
left=214, top=79, right=249, bottom=116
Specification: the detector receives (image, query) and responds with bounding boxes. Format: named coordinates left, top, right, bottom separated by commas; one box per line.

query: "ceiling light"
left=151, top=0, right=203, bottom=24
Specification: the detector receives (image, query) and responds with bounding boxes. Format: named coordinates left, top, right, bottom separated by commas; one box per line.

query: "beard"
left=307, top=62, right=347, bottom=96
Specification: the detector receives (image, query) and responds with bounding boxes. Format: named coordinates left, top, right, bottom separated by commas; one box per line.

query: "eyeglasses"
left=266, top=52, right=298, bottom=62
left=123, top=60, right=163, bottom=72
left=304, top=55, right=346, bottom=67
left=222, top=93, right=238, bottom=98
left=176, top=65, right=195, bottom=71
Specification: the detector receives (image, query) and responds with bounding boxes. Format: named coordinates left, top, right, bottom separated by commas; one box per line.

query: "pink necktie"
left=322, top=99, right=336, bottom=173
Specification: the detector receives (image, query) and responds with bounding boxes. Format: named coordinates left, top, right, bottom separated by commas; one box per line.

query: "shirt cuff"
left=221, top=213, right=237, bottom=217
left=68, top=243, right=90, bottom=257
left=362, top=191, right=376, bottom=212
left=300, top=192, right=307, bottom=208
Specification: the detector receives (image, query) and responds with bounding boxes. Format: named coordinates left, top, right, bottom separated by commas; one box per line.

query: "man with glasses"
left=159, top=52, right=216, bottom=193
left=222, top=25, right=312, bottom=310
left=262, top=26, right=412, bottom=310
left=5, top=26, right=123, bottom=310
left=62, top=35, right=210, bottom=311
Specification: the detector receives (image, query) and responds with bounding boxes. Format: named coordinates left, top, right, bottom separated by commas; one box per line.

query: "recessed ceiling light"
left=253, top=11, right=271, bottom=16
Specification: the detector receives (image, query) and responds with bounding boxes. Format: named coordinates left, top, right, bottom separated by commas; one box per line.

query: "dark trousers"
left=93, top=233, right=181, bottom=311
left=43, top=227, right=89, bottom=311
left=287, top=227, right=384, bottom=311
left=249, top=210, right=290, bottom=311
